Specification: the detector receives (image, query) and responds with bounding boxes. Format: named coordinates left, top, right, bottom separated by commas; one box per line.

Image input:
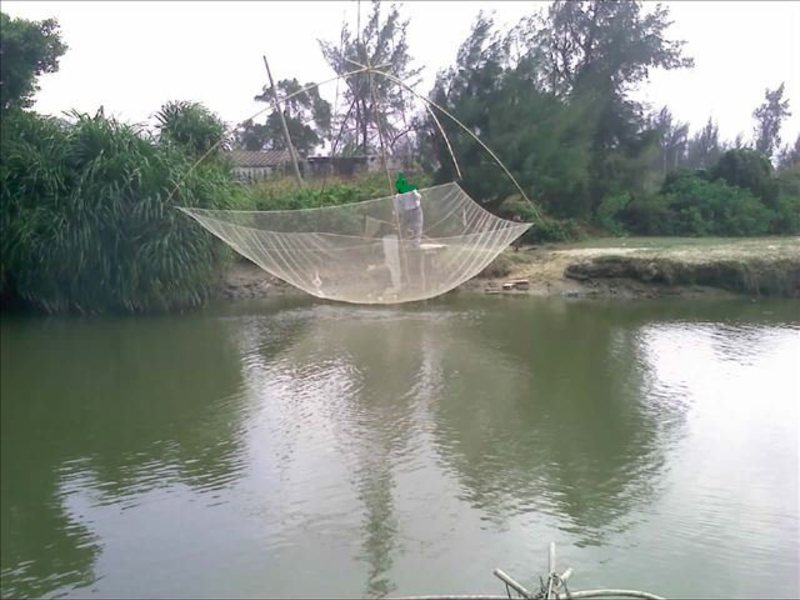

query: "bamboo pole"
left=263, top=55, right=305, bottom=189
left=365, top=56, right=409, bottom=285
left=394, top=592, right=664, bottom=600
left=568, top=590, right=665, bottom=599
left=166, top=66, right=372, bottom=207
left=169, top=58, right=543, bottom=221
left=424, top=102, right=462, bottom=180
left=492, top=568, right=534, bottom=598
left=341, top=57, right=540, bottom=219
left=366, top=60, right=396, bottom=197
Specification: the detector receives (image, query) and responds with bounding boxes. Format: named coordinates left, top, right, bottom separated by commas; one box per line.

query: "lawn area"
left=562, top=235, right=800, bottom=253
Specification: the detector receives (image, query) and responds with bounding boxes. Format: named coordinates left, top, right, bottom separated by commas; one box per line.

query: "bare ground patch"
left=220, top=237, right=800, bottom=301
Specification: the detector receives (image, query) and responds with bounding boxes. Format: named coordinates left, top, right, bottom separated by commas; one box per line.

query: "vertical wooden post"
left=263, top=55, right=305, bottom=189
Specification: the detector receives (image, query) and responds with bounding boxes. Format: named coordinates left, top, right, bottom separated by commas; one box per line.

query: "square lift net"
left=179, top=182, right=531, bottom=304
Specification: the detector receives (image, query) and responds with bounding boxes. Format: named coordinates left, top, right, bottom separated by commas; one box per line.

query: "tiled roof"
left=227, top=149, right=293, bottom=167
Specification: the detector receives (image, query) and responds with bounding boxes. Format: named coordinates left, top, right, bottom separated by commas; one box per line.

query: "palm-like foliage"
left=1, top=108, right=242, bottom=313
left=155, top=100, right=230, bottom=158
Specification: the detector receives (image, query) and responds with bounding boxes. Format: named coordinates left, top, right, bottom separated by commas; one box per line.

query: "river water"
left=1, top=296, right=798, bottom=599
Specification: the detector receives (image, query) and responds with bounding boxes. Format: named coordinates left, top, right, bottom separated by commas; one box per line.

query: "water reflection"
left=1, top=297, right=797, bottom=599
left=232, top=306, right=454, bottom=598
left=1, top=315, right=246, bottom=598
left=229, top=301, right=691, bottom=592
left=420, top=300, right=685, bottom=545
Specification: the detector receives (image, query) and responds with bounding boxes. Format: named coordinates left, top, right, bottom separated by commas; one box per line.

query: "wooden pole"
left=263, top=55, right=304, bottom=189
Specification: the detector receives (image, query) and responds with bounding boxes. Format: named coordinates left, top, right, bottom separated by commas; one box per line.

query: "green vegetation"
left=246, top=172, right=430, bottom=211
left=567, top=255, right=800, bottom=297
left=155, top=100, right=231, bottom=159
left=1, top=2, right=798, bottom=314
left=622, top=171, right=772, bottom=237
left=0, top=13, right=249, bottom=314
left=615, top=151, right=799, bottom=237
left=417, top=3, right=798, bottom=237
left=236, top=79, right=332, bottom=156
left=0, top=12, right=67, bottom=112
left=1, top=108, right=242, bottom=313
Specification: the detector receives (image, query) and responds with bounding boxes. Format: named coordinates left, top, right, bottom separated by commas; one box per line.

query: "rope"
left=424, top=101, right=462, bottom=180
left=367, top=59, right=395, bottom=197
left=165, top=66, right=372, bottom=207
left=168, top=57, right=543, bottom=222
left=342, top=58, right=541, bottom=219
left=330, top=98, right=357, bottom=157
left=365, top=48, right=408, bottom=284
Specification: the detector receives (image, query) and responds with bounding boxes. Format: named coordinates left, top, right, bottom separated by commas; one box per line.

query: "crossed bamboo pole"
left=168, top=58, right=542, bottom=223
left=395, top=543, right=665, bottom=600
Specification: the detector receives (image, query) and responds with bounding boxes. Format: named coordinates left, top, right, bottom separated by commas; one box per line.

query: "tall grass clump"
left=1, top=109, right=241, bottom=313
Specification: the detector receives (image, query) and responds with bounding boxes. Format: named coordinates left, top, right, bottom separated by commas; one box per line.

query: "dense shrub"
left=248, top=172, right=431, bottom=211
left=773, top=167, right=800, bottom=234
left=617, top=195, right=673, bottom=235
left=524, top=217, right=584, bottom=243
left=596, top=193, right=632, bottom=235
left=498, top=195, right=582, bottom=243
left=621, top=172, right=773, bottom=236
left=710, top=149, right=779, bottom=208
left=0, top=109, right=241, bottom=313
left=155, top=100, right=229, bottom=158
left=772, top=195, right=800, bottom=234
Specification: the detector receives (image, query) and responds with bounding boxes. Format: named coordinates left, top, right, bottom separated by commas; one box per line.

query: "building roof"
left=227, top=149, right=293, bottom=168
left=307, top=154, right=382, bottom=161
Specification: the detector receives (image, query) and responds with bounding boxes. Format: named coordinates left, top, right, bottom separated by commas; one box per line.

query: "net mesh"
left=179, top=182, right=531, bottom=304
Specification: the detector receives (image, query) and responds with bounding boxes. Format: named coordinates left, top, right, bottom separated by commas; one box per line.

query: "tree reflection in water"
left=234, top=300, right=688, bottom=595
left=4, top=297, right=791, bottom=599
left=1, top=314, right=246, bottom=598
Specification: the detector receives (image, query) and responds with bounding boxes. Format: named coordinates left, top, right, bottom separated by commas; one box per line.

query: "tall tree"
left=519, top=1, right=694, bottom=210
left=319, top=0, right=421, bottom=155
left=154, top=100, right=229, bottom=158
left=651, top=106, right=689, bottom=175
left=686, top=117, right=721, bottom=170
left=753, top=82, right=791, bottom=161
left=234, top=79, right=331, bottom=155
left=0, top=11, right=67, bottom=111
left=233, top=119, right=271, bottom=151
left=237, top=78, right=332, bottom=156
left=428, top=11, right=507, bottom=187
left=527, top=1, right=693, bottom=98
left=428, top=13, right=593, bottom=215
left=776, top=134, right=800, bottom=172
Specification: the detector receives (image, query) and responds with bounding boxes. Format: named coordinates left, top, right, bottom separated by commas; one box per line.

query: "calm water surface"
left=1, top=296, right=798, bottom=599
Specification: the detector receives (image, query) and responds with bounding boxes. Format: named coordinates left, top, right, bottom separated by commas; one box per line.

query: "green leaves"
left=238, top=77, right=333, bottom=155
left=1, top=109, right=236, bottom=313
left=318, top=0, right=421, bottom=154
left=155, top=101, right=229, bottom=158
left=753, top=83, right=792, bottom=161
left=711, top=149, right=779, bottom=209
left=0, top=12, right=68, bottom=111
left=620, top=172, right=775, bottom=237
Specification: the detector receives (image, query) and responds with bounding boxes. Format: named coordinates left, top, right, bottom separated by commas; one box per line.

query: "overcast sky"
left=4, top=1, right=799, bottom=146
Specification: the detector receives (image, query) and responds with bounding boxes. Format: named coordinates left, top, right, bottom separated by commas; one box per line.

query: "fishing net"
left=179, top=182, right=530, bottom=304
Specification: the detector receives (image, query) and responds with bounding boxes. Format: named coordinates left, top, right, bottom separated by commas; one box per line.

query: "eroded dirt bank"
left=220, top=237, right=800, bottom=301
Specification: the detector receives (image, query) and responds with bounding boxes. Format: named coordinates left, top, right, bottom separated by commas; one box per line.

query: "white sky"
left=3, top=1, right=799, bottom=146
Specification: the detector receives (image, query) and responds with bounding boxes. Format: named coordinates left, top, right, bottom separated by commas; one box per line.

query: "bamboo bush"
left=0, top=108, right=243, bottom=313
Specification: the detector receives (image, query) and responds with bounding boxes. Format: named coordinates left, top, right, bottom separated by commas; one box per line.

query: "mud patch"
left=220, top=237, right=800, bottom=302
